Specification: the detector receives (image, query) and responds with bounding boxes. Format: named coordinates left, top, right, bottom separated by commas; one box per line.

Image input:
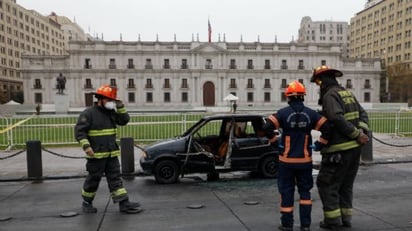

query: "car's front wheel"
left=259, top=155, right=278, bottom=178
left=154, top=159, right=180, bottom=184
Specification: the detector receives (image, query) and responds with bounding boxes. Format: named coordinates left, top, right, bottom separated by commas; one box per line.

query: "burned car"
left=140, top=114, right=279, bottom=184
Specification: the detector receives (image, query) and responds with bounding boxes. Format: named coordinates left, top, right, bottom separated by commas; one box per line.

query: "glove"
left=116, top=100, right=124, bottom=108
left=357, top=129, right=369, bottom=145
left=83, top=146, right=94, bottom=157
left=311, top=140, right=323, bottom=152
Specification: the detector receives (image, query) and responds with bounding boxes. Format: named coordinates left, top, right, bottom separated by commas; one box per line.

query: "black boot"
left=319, top=221, right=338, bottom=230
left=119, top=199, right=142, bottom=214
left=278, top=224, right=293, bottom=231
left=82, top=201, right=97, bottom=213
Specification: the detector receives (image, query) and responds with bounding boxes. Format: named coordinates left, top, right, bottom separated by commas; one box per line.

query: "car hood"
left=144, top=136, right=188, bottom=158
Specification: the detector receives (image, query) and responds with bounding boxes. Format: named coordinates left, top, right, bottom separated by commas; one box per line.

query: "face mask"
left=104, top=101, right=115, bottom=110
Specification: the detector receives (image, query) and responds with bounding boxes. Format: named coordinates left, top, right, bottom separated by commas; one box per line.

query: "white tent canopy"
left=223, top=94, right=239, bottom=101
left=4, top=100, right=21, bottom=105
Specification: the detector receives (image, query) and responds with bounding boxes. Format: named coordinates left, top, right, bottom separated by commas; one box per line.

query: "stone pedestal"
left=55, top=94, right=69, bottom=114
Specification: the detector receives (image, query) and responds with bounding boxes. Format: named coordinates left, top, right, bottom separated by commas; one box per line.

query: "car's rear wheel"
left=154, top=159, right=180, bottom=184
left=259, top=155, right=278, bottom=178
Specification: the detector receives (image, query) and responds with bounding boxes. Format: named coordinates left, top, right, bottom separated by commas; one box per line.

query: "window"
left=110, top=79, right=116, bottom=87
left=281, top=60, right=288, bottom=69
left=264, top=79, right=271, bottom=88
left=127, top=59, right=134, bottom=69
left=230, top=79, right=237, bottom=88
left=128, top=92, right=135, bottom=103
left=264, top=60, right=271, bottom=69
left=164, top=92, right=171, bottom=102
left=164, top=78, right=171, bottom=89
left=127, top=78, right=135, bottom=88
left=181, top=78, right=188, bottom=88
left=346, top=79, right=352, bottom=89
left=109, top=58, right=116, bottom=69
left=230, top=59, right=237, bottom=69
left=181, top=92, right=188, bottom=102
left=145, top=79, right=153, bottom=89
left=364, top=79, right=371, bottom=89
left=163, top=59, right=170, bottom=69
left=364, top=92, right=371, bottom=102
left=247, top=92, right=254, bottom=102
left=181, top=59, right=188, bottom=69
left=34, top=79, right=41, bottom=89
left=84, top=58, right=92, bottom=69
left=205, top=59, right=213, bottom=69
left=281, top=79, right=287, bottom=88
left=264, top=92, right=271, bottom=102
left=34, top=93, right=42, bottom=104
left=247, top=59, right=254, bottom=69
left=84, top=78, right=92, bottom=89
left=298, top=60, right=304, bottom=69
left=281, top=92, right=287, bottom=102
left=321, top=60, right=326, bottom=65
left=145, top=59, right=153, bottom=69
left=146, top=92, right=153, bottom=103
left=247, top=79, right=254, bottom=88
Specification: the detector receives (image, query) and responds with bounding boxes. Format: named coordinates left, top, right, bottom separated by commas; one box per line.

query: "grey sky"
left=18, top=0, right=366, bottom=43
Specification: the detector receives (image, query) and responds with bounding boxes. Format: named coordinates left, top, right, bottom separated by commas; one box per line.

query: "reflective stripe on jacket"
left=74, top=104, right=130, bottom=159
left=321, top=86, right=369, bottom=154
left=267, top=101, right=329, bottom=164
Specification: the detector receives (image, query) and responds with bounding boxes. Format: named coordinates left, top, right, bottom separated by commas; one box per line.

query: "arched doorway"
left=203, top=81, right=215, bottom=106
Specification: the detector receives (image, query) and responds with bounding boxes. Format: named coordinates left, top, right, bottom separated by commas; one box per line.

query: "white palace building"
left=20, top=39, right=382, bottom=112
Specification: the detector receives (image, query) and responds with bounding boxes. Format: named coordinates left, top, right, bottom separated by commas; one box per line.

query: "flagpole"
left=208, top=18, right=212, bottom=43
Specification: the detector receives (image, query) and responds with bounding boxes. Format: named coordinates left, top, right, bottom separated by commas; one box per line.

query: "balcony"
left=145, top=64, right=153, bottom=69
left=145, top=84, right=153, bottom=89
left=127, top=84, right=136, bottom=89
left=33, top=84, right=42, bottom=89
left=205, top=64, right=213, bottom=69
left=163, top=64, right=170, bottom=69
left=229, top=64, right=237, bottom=69
left=247, top=84, right=255, bottom=89
left=84, top=84, right=93, bottom=89
left=281, top=65, right=288, bottom=70
left=264, top=84, right=271, bottom=88
left=181, top=64, right=188, bottom=69
left=84, top=64, right=92, bottom=69
left=229, top=84, right=237, bottom=89
left=346, top=84, right=353, bottom=89
left=364, top=83, right=371, bottom=89
left=127, top=64, right=135, bottom=69
left=247, top=65, right=254, bottom=70
left=108, top=64, right=116, bottom=69
left=298, top=65, right=305, bottom=70
left=264, top=65, right=271, bottom=69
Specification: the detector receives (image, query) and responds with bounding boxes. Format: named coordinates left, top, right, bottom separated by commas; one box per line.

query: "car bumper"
left=139, top=157, right=154, bottom=174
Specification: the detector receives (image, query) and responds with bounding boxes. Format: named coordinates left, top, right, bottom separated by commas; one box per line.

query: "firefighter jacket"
left=265, top=101, right=329, bottom=165
left=74, top=104, right=130, bottom=159
left=320, top=85, right=369, bottom=154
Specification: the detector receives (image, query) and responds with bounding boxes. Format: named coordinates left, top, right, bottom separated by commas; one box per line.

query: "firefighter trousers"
left=278, top=163, right=313, bottom=227
left=82, top=157, right=129, bottom=203
left=316, top=146, right=361, bottom=225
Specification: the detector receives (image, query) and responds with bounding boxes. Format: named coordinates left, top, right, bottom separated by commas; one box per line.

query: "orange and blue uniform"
left=264, top=100, right=329, bottom=228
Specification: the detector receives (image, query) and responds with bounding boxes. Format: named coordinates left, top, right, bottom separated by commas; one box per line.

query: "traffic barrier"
left=361, top=131, right=373, bottom=163
left=120, top=137, right=135, bottom=179
left=26, top=140, right=43, bottom=181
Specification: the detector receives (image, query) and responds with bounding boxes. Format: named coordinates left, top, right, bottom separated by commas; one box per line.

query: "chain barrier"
left=0, top=149, right=26, bottom=160
left=372, top=135, right=412, bottom=147
left=134, top=144, right=145, bottom=152
left=41, top=147, right=85, bottom=159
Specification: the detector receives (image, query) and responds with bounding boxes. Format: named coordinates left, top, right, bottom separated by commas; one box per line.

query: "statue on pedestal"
left=56, top=73, right=66, bottom=94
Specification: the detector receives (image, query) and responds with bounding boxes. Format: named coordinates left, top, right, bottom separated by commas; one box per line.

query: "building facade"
left=0, top=0, right=84, bottom=104
left=21, top=40, right=381, bottom=110
left=350, top=0, right=412, bottom=102
left=298, top=16, right=350, bottom=58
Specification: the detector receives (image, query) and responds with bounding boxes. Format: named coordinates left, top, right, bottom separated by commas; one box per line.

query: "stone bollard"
left=120, top=137, right=135, bottom=180
left=361, top=130, right=373, bottom=163
left=26, top=140, right=43, bottom=182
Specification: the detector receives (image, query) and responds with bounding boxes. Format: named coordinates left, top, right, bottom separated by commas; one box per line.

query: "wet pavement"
left=0, top=133, right=412, bottom=231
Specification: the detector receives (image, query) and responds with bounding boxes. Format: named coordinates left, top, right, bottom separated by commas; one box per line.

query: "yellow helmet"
left=311, top=65, right=343, bottom=82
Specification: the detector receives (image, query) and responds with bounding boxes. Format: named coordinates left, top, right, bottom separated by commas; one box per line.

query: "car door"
left=230, top=118, right=273, bottom=169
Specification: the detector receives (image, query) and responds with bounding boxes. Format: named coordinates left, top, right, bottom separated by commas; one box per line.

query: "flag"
left=208, top=19, right=212, bottom=43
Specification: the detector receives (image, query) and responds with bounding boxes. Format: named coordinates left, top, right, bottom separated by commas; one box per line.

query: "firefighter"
left=75, top=84, right=142, bottom=214
left=263, top=80, right=330, bottom=231
left=310, top=66, right=370, bottom=229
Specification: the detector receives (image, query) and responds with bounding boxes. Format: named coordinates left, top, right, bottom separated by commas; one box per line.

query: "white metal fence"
left=1, top=110, right=412, bottom=150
